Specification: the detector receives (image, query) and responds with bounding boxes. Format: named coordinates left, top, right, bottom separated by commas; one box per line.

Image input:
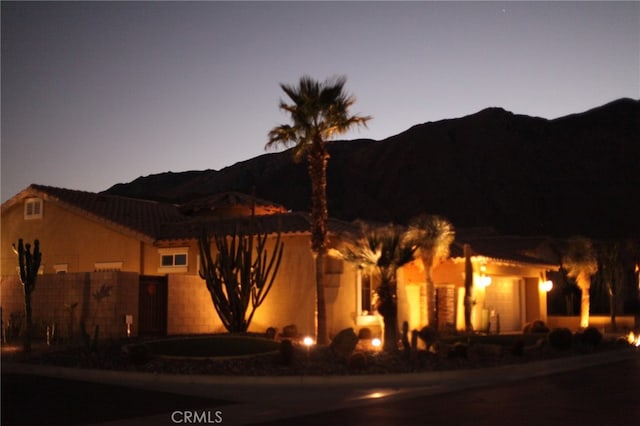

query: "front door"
left=138, top=275, right=168, bottom=336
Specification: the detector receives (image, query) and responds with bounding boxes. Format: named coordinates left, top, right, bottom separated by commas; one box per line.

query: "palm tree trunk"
left=608, top=286, right=617, bottom=332
left=308, top=137, right=330, bottom=344
left=377, top=279, right=398, bottom=353
left=578, top=273, right=590, bottom=328
left=464, top=244, right=474, bottom=332
left=315, top=253, right=328, bottom=345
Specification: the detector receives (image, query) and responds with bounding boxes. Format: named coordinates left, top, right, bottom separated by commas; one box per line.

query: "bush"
left=580, top=326, right=603, bottom=347
left=547, top=328, right=573, bottom=351
left=523, top=320, right=549, bottom=334
left=418, top=325, right=438, bottom=347
left=265, top=327, right=277, bottom=339
left=348, top=352, right=368, bottom=370
left=448, top=342, right=468, bottom=359
left=127, top=344, right=152, bottom=365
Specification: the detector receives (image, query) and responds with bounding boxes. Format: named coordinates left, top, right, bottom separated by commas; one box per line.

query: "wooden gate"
left=138, top=275, right=168, bottom=336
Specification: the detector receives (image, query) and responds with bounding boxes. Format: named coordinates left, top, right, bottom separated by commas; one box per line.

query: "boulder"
left=331, top=328, right=359, bottom=359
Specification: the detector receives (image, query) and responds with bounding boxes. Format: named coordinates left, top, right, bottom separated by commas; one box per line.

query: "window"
left=53, top=264, right=68, bottom=274
left=24, top=198, right=43, bottom=219
left=161, top=253, right=187, bottom=267
left=361, top=272, right=374, bottom=315
left=158, top=248, right=189, bottom=273
left=356, top=269, right=379, bottom=316
left=356, top=269, right=379, bottom=326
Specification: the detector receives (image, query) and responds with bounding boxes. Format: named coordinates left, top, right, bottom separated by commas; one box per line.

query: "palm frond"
left=265, top=75, right=371, bottom=156
left=406, top=214, right=455, bottom=262
left=563, top=236, right=598, bottom=278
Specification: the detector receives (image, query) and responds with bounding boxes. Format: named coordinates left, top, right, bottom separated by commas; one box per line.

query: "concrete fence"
left=1, top=271, right=139, bottom=341
left=547, top=315, right=637, bottom=332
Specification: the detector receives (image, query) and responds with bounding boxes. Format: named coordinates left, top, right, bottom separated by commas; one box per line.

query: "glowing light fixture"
left=371, top=337, right=381, bottom=348
left=303, top=336, right=314, bottom=347
left=540, top=280, right=553, bottom=292
left=627, top=332, right=640, bottom=347
left=477, top=275, right=492, bottom=288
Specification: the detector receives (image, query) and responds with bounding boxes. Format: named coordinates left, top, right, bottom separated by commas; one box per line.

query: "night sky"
left=2, top=1, right=638, bottom=202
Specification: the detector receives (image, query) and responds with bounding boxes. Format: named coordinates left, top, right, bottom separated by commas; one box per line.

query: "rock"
left=282, top=324, right=298, bottom=338
left=331, top=328, right=359, bottom=359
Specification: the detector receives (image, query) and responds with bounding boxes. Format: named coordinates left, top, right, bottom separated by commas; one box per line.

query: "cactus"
left=199, top=218, right=284, bottom=333
left=401, top=321, right=410, bottom=358
left=411, top=329, right=419, bottom=354
left=13, top=239, right=42, bottom=352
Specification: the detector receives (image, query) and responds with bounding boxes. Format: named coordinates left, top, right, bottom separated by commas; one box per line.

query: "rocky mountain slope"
left=105, top=98, right=640, bottom=238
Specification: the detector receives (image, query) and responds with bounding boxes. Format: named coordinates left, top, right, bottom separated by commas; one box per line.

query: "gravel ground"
left=2, top=336, right=633, bottom=377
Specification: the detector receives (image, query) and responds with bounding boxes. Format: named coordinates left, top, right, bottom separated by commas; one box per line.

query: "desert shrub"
left=580, top=326, right=603, bottom=347
left=523, top=320, right=549, bottom=334
left=265, top=327, right=277, bottom=339
left=418, top=325, right=438, bottom=347
left=448, top=342, right=468, bottom=359
left=547, top=328, right=573, bottom=351
left=615, top=337, right=633, bottom=347
left=348, top=351, right=368, bottom=370
left=358, top=327, right=372, bottom=340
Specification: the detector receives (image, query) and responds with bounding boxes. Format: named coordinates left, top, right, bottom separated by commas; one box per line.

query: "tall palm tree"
left=337, top=222, right=415, bottom=352
left=266, top=75, right=371, bottom=344
left=563, top=236, right=598, bottom=328
left=405, top=214, right=455, bottom=329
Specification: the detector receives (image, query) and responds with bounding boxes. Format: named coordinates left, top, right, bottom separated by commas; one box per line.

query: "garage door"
left=484, top=277, right=524, bottom=332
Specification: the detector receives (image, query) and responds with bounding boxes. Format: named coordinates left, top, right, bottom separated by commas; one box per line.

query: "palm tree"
left=337, top=222, right=415, bottom=353
left=405, top=214, right=455, bottom=329
left=563, top=236, right=598, bottom=328
left=597, top=240, right=624, bottom=331
left=266, top=76, right=370, bottom=344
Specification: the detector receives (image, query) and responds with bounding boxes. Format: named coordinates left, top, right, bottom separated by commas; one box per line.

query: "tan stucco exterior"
left=1, top=185, right=555, bottom=343
left=1, top=193, right=144, bottom=275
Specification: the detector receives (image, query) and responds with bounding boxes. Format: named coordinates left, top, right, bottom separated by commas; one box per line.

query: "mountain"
left=104, top=98, right=640, bottom=238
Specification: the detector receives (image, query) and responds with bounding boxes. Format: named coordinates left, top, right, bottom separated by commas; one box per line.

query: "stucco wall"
left=1, top=271, right=139, bottom=341
left=166, top=274, right=223, bottom=335
left=1, top=198, right=143, bottom=275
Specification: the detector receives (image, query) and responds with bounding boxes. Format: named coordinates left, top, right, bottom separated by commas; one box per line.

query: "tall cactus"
left=198, top=221, right=284, bottom=333
left=14, top=239, right=42, bottom=352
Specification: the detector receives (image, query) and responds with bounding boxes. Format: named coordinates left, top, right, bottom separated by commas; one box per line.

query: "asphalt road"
left=2, top=356, right=639, bottom=425
left=256, top=357, right=640, bottom=426
left=1, top=374, right=232, bottom=426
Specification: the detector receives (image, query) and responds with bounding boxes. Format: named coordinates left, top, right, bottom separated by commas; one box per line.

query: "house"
left=1, top=184, right=563, bottom=343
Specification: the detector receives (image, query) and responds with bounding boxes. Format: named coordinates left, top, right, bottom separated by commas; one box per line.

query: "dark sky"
left=2, top=1, right=639, bottom=202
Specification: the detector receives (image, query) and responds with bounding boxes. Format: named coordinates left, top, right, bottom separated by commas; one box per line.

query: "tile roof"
left=3, top=185, right=560, bottom=267
left=157, top=212, right=360, bottom=241
left=451, top=229, right=559, bottom=267
left=22, top=184, right=185, bottom=241
left=179, top=192, right=288, bottom=216
left=4, top=184, right=358, bottom=243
